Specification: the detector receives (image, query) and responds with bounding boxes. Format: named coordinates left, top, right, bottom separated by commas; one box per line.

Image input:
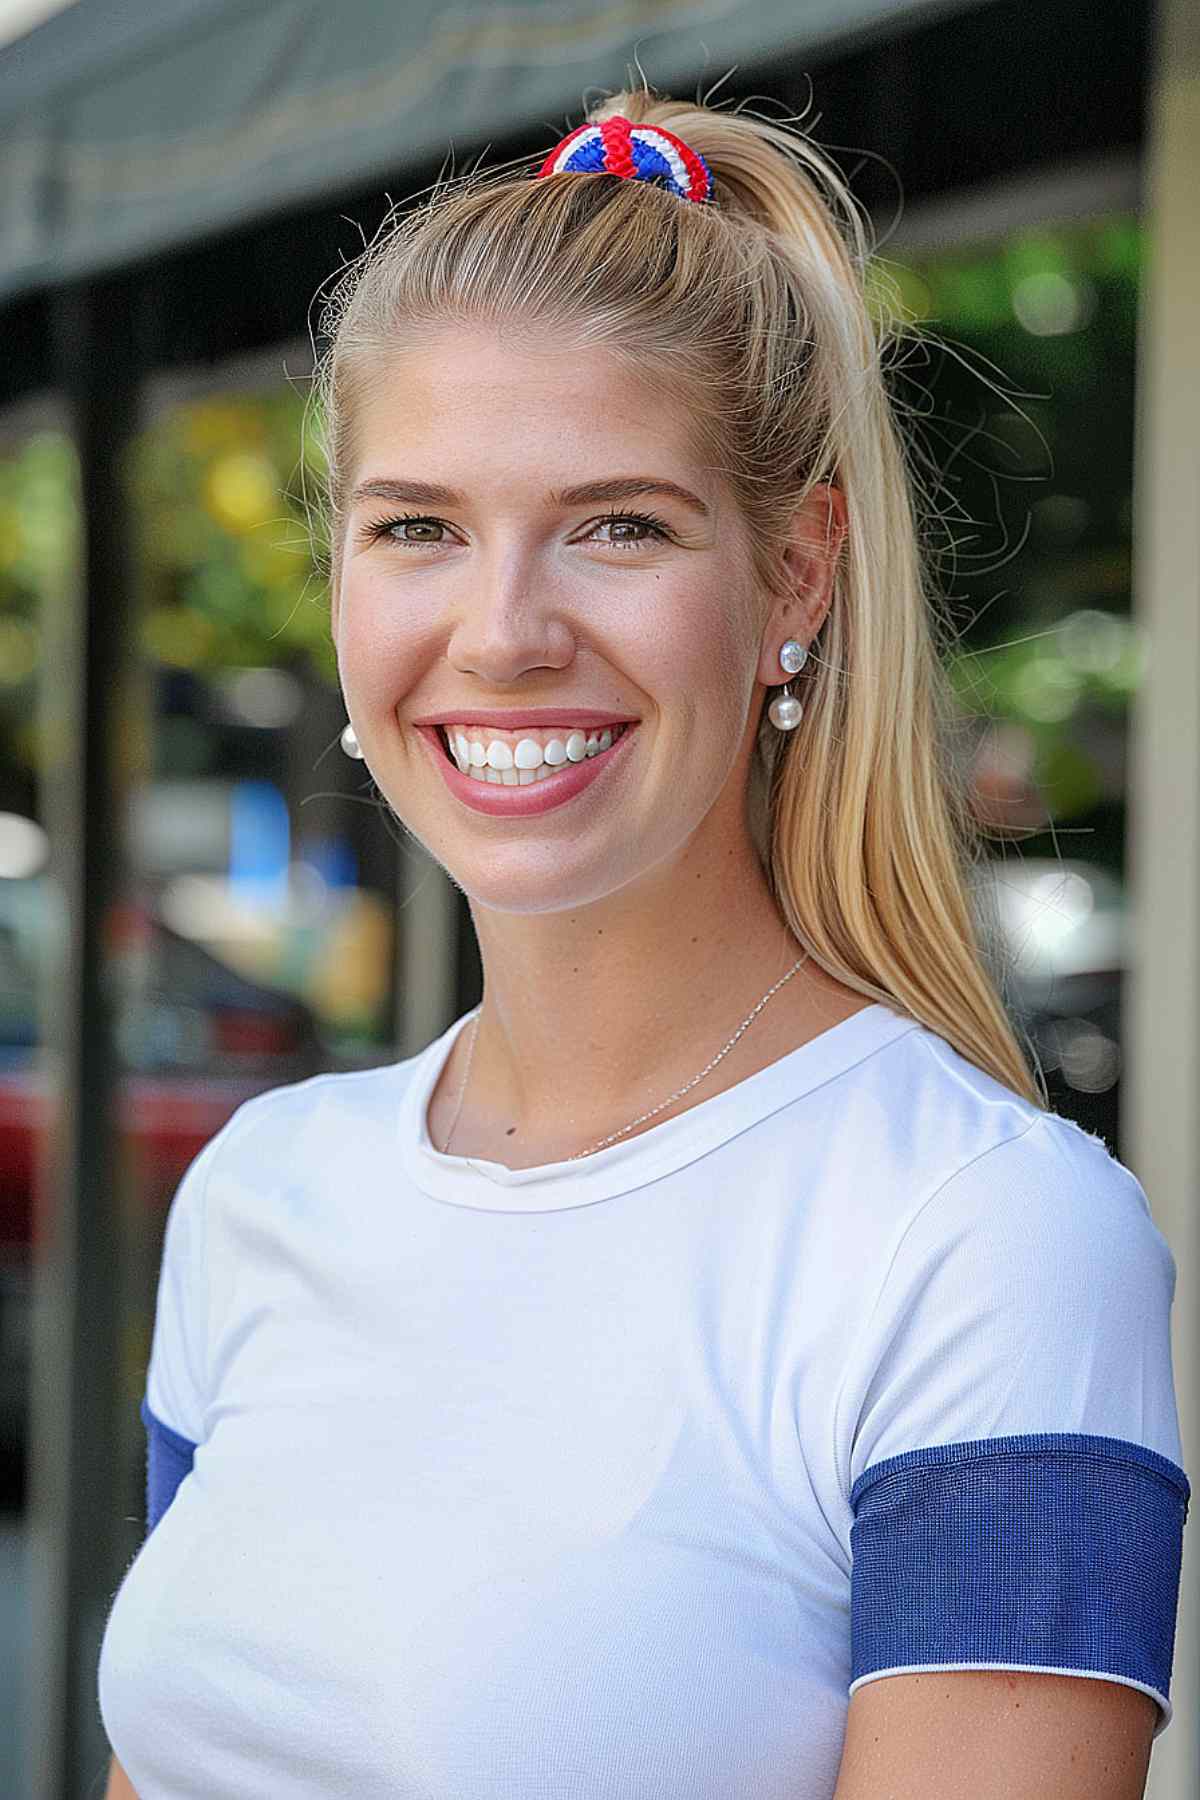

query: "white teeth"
left=470, top=757, right=580, bottom=785
left=440, top=723, right=629, bottom=782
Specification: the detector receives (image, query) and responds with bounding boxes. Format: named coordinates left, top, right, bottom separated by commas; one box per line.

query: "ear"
left=329, top=546, right=343, bottom=641
left=754, top=483, right=847, bottom=688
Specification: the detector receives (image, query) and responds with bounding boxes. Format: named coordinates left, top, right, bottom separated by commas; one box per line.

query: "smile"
left=441, top=723, right=629, bottom=782
left=415, top=721, right=639, bottom=816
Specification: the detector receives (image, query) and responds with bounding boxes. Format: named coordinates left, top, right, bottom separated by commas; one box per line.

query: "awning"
left=0, top=0, right=993, bottom=306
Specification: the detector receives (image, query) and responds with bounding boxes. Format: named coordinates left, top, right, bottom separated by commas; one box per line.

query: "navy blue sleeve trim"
left=849, top=1433, right=1190, bottom=1734
left=140, top=1393, right=197, bottom=1535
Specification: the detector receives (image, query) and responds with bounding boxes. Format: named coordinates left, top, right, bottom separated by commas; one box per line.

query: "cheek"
left=665, top=604, right=756, bottom=747
left=335, top=568, right=430, bottom=704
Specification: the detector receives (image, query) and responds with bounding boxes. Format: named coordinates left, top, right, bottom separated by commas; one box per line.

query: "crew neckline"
left=397, top=1000, right=920, bottom=1211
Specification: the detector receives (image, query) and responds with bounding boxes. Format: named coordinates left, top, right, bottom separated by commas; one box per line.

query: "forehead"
left=346, top=324, right=714, bottom=500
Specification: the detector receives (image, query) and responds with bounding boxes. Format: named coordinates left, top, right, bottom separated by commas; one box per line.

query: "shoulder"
left=834, top=1021, right=1185, bottom=1486
left=843, top=1015, right=1169, bottom=1281
left=192, top=1049, right=431, bottom=1182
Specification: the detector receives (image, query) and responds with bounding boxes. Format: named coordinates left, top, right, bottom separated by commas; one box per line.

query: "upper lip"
left=411, top=708, right=639, bottom=729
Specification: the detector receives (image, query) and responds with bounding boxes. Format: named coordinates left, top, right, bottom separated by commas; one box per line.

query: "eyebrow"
left=349, top=475, right=711, bottom=519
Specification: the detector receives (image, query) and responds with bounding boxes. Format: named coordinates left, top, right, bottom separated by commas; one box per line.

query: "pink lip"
left=415, top=723, right=639, bottom=816
left=410, top=708, right=638, bottom=730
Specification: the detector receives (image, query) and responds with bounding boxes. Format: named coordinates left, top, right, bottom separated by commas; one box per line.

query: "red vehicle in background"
left=0, top=880, right=327, bottom=1482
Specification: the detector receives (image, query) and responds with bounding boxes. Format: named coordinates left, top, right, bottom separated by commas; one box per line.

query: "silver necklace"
left=439, top=952, right=810, bottom=1163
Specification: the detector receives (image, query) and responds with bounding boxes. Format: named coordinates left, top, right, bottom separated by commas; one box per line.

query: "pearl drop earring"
left=340, top=722, right=364, bottom=759
left=768, top=639, right=808, bottom=731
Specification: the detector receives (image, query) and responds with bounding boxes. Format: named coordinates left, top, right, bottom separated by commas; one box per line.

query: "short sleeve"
left=141, top=1128, right=222, bottom=1534
left=844, top=1114, right=1191, bottom=1737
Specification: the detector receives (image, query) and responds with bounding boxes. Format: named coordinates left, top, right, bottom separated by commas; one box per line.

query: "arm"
left=832, top=1669, right=1157, bottom=1800
left=105, top=1755, right=140, bottom=1800
left=836, top=1118, right=1187, bottom=1798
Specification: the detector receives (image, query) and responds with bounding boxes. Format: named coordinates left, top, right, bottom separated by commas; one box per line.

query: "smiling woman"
left=98, top=85, right=1187, bottom=1800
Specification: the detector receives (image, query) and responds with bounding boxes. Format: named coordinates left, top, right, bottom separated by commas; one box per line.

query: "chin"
left=455, top=858, right=638, bottom=918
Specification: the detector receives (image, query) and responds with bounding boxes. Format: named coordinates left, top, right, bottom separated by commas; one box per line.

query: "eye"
left=585, top=510, right=672, bottom=551
left=358, top=513, right=453, bottom=548
left=355, top=507, right=673, bottom=552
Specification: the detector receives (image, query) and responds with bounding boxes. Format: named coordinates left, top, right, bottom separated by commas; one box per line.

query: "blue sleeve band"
left=849, top=1432, right=1190, bottom=1730
left=140, top=1393, right=197, bottom=1535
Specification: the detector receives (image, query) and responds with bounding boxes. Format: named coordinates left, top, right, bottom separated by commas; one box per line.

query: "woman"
left=100, top=90, right=1188, bottom=1799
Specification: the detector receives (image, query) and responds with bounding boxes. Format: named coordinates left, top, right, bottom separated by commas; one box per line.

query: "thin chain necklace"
left=439, top=952, right=810, bottom=1163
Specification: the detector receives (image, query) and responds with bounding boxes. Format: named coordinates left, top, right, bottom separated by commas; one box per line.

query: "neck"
left=459, top=823, right=816, bottom=1147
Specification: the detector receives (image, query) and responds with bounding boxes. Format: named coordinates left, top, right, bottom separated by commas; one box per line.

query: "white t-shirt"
left=98, top=1000, right=1190, bottom=1799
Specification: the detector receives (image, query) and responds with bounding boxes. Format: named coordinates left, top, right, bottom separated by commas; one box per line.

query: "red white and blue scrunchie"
left=537, top=116, right=714, bottom=206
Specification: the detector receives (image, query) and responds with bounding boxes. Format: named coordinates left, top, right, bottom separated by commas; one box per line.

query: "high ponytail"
left=314, top=83, right=1047, bottom=1109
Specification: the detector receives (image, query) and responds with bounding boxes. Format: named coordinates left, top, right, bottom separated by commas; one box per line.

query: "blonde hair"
left=312, top=84, right=1047, bottom=1109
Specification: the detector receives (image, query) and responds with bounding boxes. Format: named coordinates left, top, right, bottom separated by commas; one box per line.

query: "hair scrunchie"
left=537, top=116, right=714, bottom=206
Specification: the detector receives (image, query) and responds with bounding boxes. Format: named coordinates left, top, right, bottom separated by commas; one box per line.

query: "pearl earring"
left=340, top=722, right=364, bottom=759
left=768, top=639, right=808, bottom=731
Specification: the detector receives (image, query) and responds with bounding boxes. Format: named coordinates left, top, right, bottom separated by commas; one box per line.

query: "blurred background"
left=0, top=0, right=1195, bottom=1794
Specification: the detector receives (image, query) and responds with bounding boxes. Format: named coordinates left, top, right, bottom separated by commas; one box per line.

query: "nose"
left=445, top=544, right=576, bottom=686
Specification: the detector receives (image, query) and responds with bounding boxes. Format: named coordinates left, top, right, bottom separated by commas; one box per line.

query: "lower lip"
left=416, top=725, right=639, bottom=816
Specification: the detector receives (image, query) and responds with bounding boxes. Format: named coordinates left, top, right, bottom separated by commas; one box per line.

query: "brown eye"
left=356, top=513, right=456, bottom=550
left=588, top=511, right=671, bottom=549
left=387, top=516, right=447, bottom=543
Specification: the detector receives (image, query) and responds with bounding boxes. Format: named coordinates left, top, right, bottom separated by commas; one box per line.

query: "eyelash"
left=359, top=508, right=673, bottom=552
